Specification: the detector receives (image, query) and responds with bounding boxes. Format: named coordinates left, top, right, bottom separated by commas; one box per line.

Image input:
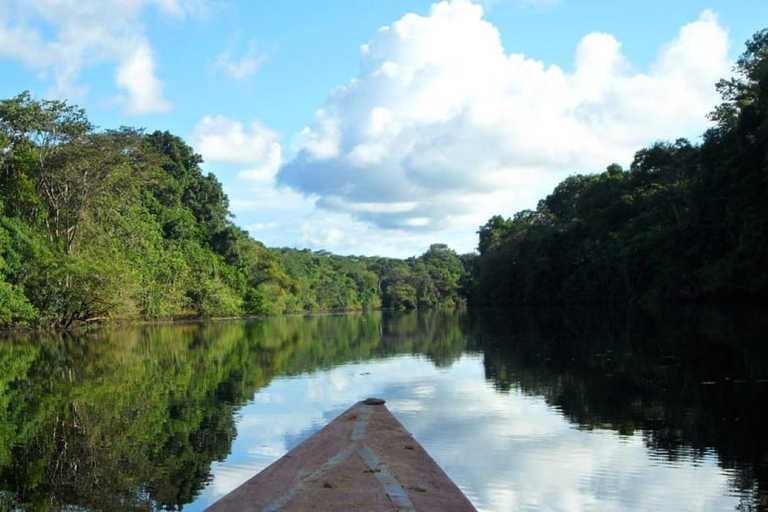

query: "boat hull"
left=209, top=398, right=476, bottom=511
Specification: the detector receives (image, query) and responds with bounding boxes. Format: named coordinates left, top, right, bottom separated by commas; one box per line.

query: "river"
left=1, top=307, right=766, bottom=511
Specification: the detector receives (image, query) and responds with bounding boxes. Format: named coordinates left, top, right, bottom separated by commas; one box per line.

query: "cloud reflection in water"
left=191, top=354, right=738, bottom=511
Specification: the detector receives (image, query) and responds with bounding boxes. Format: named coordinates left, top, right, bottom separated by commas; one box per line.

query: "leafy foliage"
left=0, top=94, right=467, bottom=328
left=0, top=94, right=300, bottom=326
left=471, top=30, right=768, bottom=305
left=272, top=243, right=469, bottom=312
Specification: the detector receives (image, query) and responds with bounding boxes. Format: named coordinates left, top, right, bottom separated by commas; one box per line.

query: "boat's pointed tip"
left=362, top=397, right=386, bottom=405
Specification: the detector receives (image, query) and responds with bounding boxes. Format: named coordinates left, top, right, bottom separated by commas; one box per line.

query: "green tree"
left=470, top=28, right=768, bottom=306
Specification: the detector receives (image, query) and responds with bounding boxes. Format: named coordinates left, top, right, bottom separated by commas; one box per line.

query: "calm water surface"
left=1, top=308, right=766, bottom=511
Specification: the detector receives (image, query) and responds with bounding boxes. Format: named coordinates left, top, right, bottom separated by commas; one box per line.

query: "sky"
left=1, top=0, right=766, bottom=257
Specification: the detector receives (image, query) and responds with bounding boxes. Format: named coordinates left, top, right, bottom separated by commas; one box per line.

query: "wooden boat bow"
left=208, top=398, right=476, bottom=511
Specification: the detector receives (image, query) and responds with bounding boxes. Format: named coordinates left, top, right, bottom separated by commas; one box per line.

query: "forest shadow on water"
left=467, top=305, right=768, bottom=510
left=0, top=306, right=766, bottom=510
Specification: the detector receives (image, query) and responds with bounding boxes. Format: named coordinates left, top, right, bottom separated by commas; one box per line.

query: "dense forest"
left=470, top=29, right=768, bottom=306
left=270, top=244, right=468, bottom=312
left=2, top=29, right=767, bottom=328
left=0, top=94, right=468, bottom=328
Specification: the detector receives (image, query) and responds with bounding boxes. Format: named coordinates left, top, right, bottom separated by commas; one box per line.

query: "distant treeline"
left=272, top=245, right=469, bottom=312
left=0, top=93, right=468, bottom=328
left=469, top=29, right=768, bottom=306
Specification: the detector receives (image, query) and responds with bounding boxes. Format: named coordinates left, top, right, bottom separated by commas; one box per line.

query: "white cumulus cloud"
left=115, top=42, right=173, bottom=115
left=0, top=0, right=193, bottom=114
left=192, top=115, right=282, bottom=179
left=277, top=0, right=732, bottom=238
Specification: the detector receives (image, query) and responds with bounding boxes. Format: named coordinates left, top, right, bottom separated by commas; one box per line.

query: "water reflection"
left=470, top=306, right=768, bottom=510
left=0, top=307, right=765, bottom=510
left=0, top=311, right=466, bottom=511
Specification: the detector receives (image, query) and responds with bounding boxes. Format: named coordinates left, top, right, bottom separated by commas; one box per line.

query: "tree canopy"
left=0, top=99, right=469, bottom=329
left=470, top=29, right=768, bottom=306
left=2, top=28, right=767, bottom=326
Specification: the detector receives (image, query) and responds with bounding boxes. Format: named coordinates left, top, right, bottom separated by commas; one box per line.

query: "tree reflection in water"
left=0, top=311, right=466, bottom=510
left=469, top=306, right=768, bottom=510
left=0, top=307, right=765, bottom=510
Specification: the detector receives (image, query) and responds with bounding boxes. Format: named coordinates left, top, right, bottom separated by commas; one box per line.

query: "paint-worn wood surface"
left=208, top=398, right=476, bottom=511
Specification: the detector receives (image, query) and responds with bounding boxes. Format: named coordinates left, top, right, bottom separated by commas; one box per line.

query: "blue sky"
left=1, top=0, right=766, bottom=257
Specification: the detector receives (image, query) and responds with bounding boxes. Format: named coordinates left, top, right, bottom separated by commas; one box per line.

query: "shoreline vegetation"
left=471, top=29, right=768, bottom=307
left=2, top=29, right=767, bottom=331
left=0, top=93, right=470, bottom=330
